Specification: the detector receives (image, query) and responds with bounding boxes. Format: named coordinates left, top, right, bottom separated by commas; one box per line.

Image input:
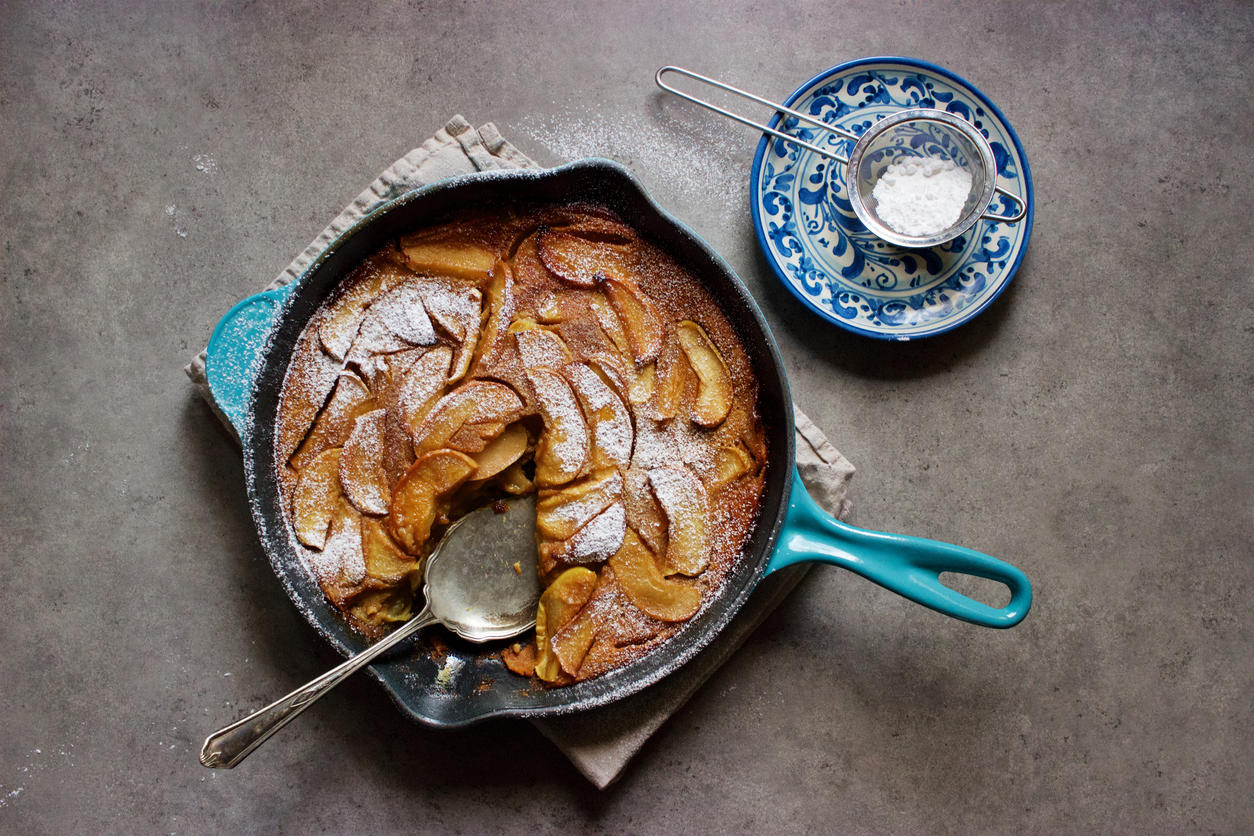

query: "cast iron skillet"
left=205, top=159, right=1031, bottom=727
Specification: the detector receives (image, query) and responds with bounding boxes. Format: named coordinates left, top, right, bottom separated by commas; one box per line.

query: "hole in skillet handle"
left=938, top=572, right=1012, bottom=609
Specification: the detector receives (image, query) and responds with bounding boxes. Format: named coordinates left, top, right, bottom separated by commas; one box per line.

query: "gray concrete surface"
left=2, top=0, right=1251, bottom=832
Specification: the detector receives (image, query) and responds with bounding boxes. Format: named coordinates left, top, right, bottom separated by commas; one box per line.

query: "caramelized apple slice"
left=598, top=276, right=663, bottom=365
left=387, top=449, right=477, bottom=552
left=399, top=237, right=496, bottom=281
left=290, top=371, right=375, bottom=471
left=588, top=293, right=633, bottom=359
left=344, top=283, right=437, bottom=366
left=360, top=516, right=418, bottom=584
left=534, top=567, right=598, bottom=682
left=468, top=422, right=528, bottom=481
left=648, top=337, right=688, bottom=423
left=538, top=228, right=630, bottom=288
left=648, top=465, right=710, bottom=576
left=276, top=329, right=341, bottom=464
left=676, top=320, right=733, bottom=428
left=387, top=476, right=435, bottom=554
left=622, top=467, right=668, bottom=557
left=627, top=361, right=655, bottom=405
left=609, top=530, right=701, bottom=622
left=709, top=442, right=754, bottom=490
left=551, top=608, right=598, bottom=677
left=536, top=469, right=623, bottom=540
left=418, top=280, right=481, bottom=383
left=348, top=588, right=412, bottom=627
left=316, top=499, right=367, bottom=587
left=468, top=263, right=517, bottom=379
left=565, top=363, right=633, bottom=468
left=393, top=346, right=453, bottom=438
left=415, top=448, right=478, bottom=493
left=318, top=269, right=386, bottom=361
left=512, top=321, right=572, bottom=370
left=412, top=380, right=524, bottom=455
left=338, top=409, right=390, bottom=515
left=411, top=395, right=477, bottom=455
left=375, top=282, right=438, bottom=345
left=527, top=368, right=589, bottom=487
left=547, top=210, right=637, bottom=244
left=293, top=448, right=343, bottom=549
left=564, top=502, right=626, bottom=564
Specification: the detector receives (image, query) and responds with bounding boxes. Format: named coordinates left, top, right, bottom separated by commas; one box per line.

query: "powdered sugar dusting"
left=567, top=363, right=632, bottom=466
left=376, top=283, right=438, bottom=346
left=568, top=501, right=626, bottom=562
left=538, top=470, right=622, bottom=538
left=516, top=106, right=751, bottom=227
left=309, top=508, right=365, bottom=585
left=528, top=368, right=589, bottom=475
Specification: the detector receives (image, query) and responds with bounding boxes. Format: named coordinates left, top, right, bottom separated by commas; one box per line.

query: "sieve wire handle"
left=981, top=185, right=1027, bottom=223
left=655, top=66, right=858, bottom=165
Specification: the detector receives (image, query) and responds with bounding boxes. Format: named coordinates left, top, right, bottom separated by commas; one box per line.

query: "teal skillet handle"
left=767, top=469, right=1032, bottom=628
left=204, top=283, right=298, bottom=437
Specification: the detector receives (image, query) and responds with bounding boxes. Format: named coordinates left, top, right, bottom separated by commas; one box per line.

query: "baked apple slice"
left=588, top=293, right=633, bottom=360
left=534, top=566, right=598, bottom=682
left=392, top=346, right=452, bottom=438
left=468, top=422, right=528, bottom=481
left=627, top=361, right=656, bottom=405
left=360, top=516, right=418, bottom=585
left=536, top=469, right=623, bottom=541
left=648, top=465, right=710, bottom=576
left=289, top=371, right=375, bottom=471
left=621, top=467, right=669, bottom=557
left=411, top=380, right=524, bottom=456
left=468, top=263, right=517, bottom=379
left=418, top=279, right=481, bottom=383
left=598, top=276, right=663, bottom=365
left=316, top=499, right=367, bottom=588
left=512, top=321, right=572, bottom=370
left=537, top=228, right=630, bottom=288
left=550, top=606, right=598, bottom=677
left=709, top=442, right=754, bottom=490
left=387, top=449, right=477, bottom=552
left=527, top=368, right=590, bottom=487
left=318, top=268, right=386, bottom=361
left=565, top=362, right=633, bottom=468
left=609, top=529, right=701, bottom=622
left=648, top=337, right=689, bottom=423
left=564, top=502, right=626, bottom=564
left=293, top=447, right=343, bottom=550
left=339, top=409, right=390, bottom=515
left=399, top=236, right=496, bottom=281
left=276, top=328, right=341, bottom=464
left=676, top=320, right=733, bottom=428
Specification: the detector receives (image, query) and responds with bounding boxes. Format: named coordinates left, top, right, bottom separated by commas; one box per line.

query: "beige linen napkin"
left=186, top=116, right=855, bottom=788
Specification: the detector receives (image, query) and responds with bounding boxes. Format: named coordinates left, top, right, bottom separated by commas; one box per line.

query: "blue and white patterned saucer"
left=750, top=58, right=1034, bottom=340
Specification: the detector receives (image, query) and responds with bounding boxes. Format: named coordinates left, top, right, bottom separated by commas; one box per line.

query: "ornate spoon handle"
left=200, top=605, right=437, bottom=768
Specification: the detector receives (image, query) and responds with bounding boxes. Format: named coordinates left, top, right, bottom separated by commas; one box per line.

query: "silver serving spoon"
left=200, top=494, right=540, bottom=769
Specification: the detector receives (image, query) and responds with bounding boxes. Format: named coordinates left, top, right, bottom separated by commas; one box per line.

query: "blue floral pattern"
left=751, top=60, right=1033, bottom=339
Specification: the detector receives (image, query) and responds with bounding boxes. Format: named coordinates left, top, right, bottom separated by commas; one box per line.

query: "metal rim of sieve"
left=847, top=108, right=1001, bottom=249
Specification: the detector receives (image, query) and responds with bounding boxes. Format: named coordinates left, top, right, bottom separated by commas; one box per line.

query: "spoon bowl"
left=200, top=495, right=540, bottom=769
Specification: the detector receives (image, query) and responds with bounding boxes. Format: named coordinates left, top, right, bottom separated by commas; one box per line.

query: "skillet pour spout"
left=205, top=157, right=1031, bottom=728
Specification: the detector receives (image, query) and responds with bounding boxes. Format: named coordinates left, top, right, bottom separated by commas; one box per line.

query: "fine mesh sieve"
left=656, top=66, right=1026, bottom=249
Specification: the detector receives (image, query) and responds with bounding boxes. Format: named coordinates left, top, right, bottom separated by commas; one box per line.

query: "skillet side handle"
left=205, top=284, right=296, bottom=437
left=767, top=470, right=1032, bottom=628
